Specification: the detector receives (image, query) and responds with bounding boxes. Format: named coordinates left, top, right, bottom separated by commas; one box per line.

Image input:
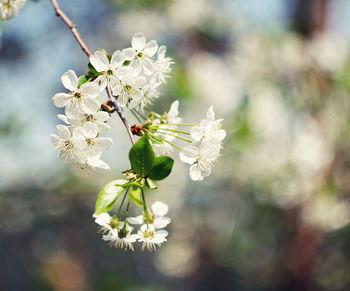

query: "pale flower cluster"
left=89, top=32, right=173, bottom=111
left=51, top=70, right=112, bottom=170
left=0, top=0, right=25, bottom=20
left=94, top=201, right=170, bottom=251
left=180, top=107, right=226, bottom=181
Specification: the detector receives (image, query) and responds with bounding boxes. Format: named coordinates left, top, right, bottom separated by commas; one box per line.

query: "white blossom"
left=72, top=123, right=112, bottom=169
left=111, top=71, right=146, bottom=108
left=90, top=50, right=126, bottom=90
left=154, top=45, right=174, bottom=83
left=137, top=224, right=168, bottom=251
left=191, top=106, right=226, bottom=142
left=129, top=77, right=161, bottom=111
left=50, top=124, right=85, bottom=164
left=128, top=201, right=171, bottom=229
left=58, top=110, right=110, bottom=133
left=52, top=70, right=100, bottom=119
left=123, top=32, right=158, bottom=75
left=0, top=0, right=26, bottom=20
left=102, top=224, right=138, bottom=251
left=180, top=140, right=221, bottom=181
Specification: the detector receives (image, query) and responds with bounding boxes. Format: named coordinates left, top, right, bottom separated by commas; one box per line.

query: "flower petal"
left=111, top=50, right=126, bottom=69
left=61, top=70, right=78, bottom=92
left=52, top=93, right=71, bottom=108
left=151, top=201, right=168, bottom=216
left=132, top=32, right=146, bottom=51
left=189, top=164, right=204, bottom=181
left=56, top=125, right=71, bottom=139
left=90, top=51, right=109, bottom=72
left=144, top=40, right=158, bottom=57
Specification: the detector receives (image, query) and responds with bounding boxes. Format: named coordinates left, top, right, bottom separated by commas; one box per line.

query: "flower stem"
left=149, top=127, right=190, bottom=135
left=148, top=133, right=182, bottom=150
left=123, top=198, right=131, bottom=229
left=117, top=187, right=129, bottom=217
left=141, top=187, right=149, bottom=228
left=155, top=130, right=192, bottom=143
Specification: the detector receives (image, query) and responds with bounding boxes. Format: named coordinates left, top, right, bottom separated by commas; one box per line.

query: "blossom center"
left=73, top=91, right=82, bottom=100
left=63, top=140, right=74, bottom=151
left=144, top=229, right=154, bottom=238
left=109, top=217, right=120, bottom=229
left=85, top=114, right=94, bottom=122
left=137, top=52, right=144, bottom=58
left=107, top=69, right=114, bottom=76
left=86, top=138, right=94, bottom=146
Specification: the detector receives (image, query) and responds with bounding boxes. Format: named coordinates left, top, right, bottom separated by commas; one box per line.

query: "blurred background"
left=1, top=0, right=350, bottom=290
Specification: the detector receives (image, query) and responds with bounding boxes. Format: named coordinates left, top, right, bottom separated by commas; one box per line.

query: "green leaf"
left=88, top=62, right=100, bottom=76
left=129, top=184, right=144, bottom=206
left=148, top=156, right=174, bottom=180
left=146, top=178, right=157, bottom=189
left=95, top=179, right=127, bottom=214
left=78, top=74, right=91, bottom=89
left=129, top=134, right=155, bottom=176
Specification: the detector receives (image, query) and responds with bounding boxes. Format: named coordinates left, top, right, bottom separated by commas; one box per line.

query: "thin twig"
left=50, top=0, right=136, bottom=145
left=51, top=0, right=92, bottom=57
left=107, top=86, right=136, bottom=145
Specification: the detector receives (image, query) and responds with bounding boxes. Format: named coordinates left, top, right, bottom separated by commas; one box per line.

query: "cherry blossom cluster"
left=0, top=0, right=26, bottom=20
left=94, top=201, right=170, bottom=251
left=47, top=31, right=225, bottom=251
left=90, top=32, right=173, bottom=111
left=51, top=70, right=113, bottom=171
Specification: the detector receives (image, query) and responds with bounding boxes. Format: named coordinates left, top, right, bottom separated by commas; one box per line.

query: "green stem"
left=141, top=187, right=149, bottom=228
left=159, top=123, right=198, bottom=126
left=156, top=130, right=192, bottom=143
left=149, top=127, right=190, bottom=135
left=148, top=133, right=182, bottom=150
left=123, top=198, right=131, bottom=229
left=116, top=187, right=129, bottom=217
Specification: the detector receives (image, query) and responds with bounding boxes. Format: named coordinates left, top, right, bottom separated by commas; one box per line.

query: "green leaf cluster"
left=129, top=134, right=174, bottom=181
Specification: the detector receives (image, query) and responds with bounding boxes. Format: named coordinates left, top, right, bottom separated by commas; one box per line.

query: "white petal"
left=179, top=146, right=198, bottom=164
left=132, top=32, right=146, bottom=51
left=190, top=126, right=204, bottom=142
left=151, top=201, right=168, bottom=216
left=157, top=45, right=166, bottom=59
left=52, top=93, right=70, bottom=108
left=144, top=40, right=158, bottom=57
left=83, top=122, right=99, bottom=138
left=56, top=124, right=71, bottom=139
left=111, top=50, right=126, bottom=69
left=94, top=111, right=110, bottom=121
left=189, top=164, right=204, bottom=181
left=154, top=217, right=171, bottom=229
left=81, top=97, right=100, bottom=115
left=141, top=57, right=155, bottom=75
left=122, top=48, right=136, bottom=60
left=81, top=82, right=100, bottom=97
left=90, top=51, right=109, bottom=72
left=94, top=213, right=111, bottom=226
left=65, top=102, right=83, bottom=119
left=88, top=157, right=110, bottom=170
left=57, top=114, right=69, bottom=124
left=206, top=106, right=215, bottom=121
left=96, top=122, right=111, bottom=133
left=128, top=215, right=144, bottom=225
left=94, top=137, right=113, bottom=150
left=61, top=70, right=78, bottom=92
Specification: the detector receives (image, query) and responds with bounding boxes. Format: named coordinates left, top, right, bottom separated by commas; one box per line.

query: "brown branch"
left=50, top=0, right=136, bottom=146
left=107, top=85, right=136, bottom=145
left=51, top=0, right=92, bottom=57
